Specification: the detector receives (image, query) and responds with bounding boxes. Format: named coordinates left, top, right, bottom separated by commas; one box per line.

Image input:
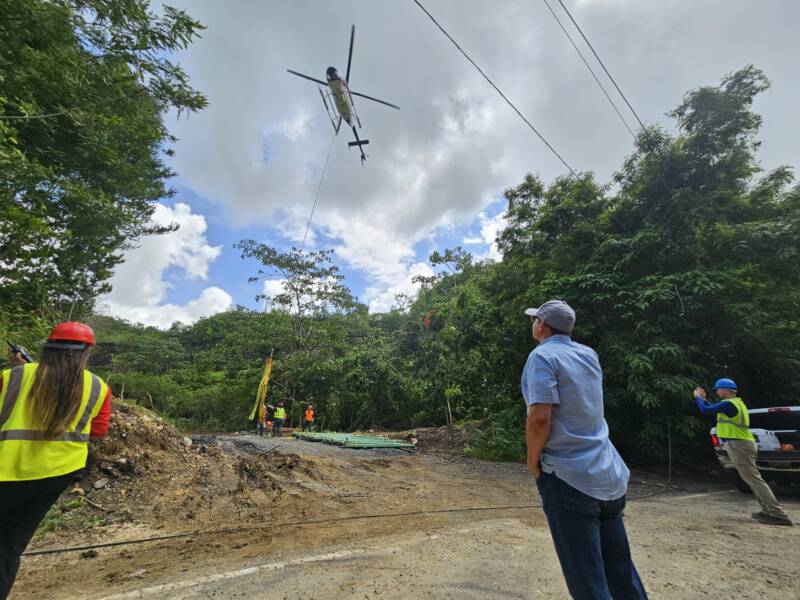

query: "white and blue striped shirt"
left=521, top=335, right=629, bottom=501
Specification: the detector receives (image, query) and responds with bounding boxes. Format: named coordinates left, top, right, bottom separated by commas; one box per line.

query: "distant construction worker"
left=522, top=301, right=648, bottom=600
left=303, top=404, right=315, bottom=432
left=257, top=403, right=267, bottom=437
left=0, top=322, right=111, bottom=599
left=272, top=401, right=286, bottom=437
left=694, top=379, right=793, bottom=526
left=264, top=403, right=275, bottom=437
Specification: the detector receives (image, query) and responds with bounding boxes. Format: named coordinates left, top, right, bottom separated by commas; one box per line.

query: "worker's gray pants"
left=725, top=439, right=789, bottom=519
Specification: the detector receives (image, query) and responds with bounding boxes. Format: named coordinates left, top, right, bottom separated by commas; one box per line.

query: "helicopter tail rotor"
left=348, top=126, right=369, bottom=163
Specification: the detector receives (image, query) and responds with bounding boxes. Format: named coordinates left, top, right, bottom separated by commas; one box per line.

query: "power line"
left=412, top=0, right=578, bottom=177
left=541, top=0, right=635, bottom=138
left=551, top=0, right=677, bottom=210
left=555, top=0, right=647, bottom=131
left=299, top=131, right=337, bottom=252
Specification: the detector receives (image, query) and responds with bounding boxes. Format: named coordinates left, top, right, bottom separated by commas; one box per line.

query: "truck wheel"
left=728, top=470, right=752, bottom=494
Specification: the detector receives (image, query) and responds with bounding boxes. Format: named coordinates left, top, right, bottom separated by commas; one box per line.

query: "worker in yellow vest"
left=272, top=401, right=287, bottom=437
left=0, top=322, right=112, bottom=598
left=694, top=378, right=792, bottom=526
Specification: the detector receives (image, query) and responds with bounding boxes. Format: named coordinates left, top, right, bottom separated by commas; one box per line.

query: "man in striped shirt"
left=522, top=300, right=648, bottom=600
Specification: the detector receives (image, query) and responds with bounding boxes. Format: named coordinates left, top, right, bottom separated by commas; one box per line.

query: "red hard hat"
left=47, top=322, right=96, bottom=346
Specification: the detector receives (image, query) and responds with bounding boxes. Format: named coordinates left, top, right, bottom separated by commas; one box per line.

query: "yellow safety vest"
left=716, top=397, right=755, bottom=442
left=0, top=363, right=108, bottom=481
left=274, top=407, right=286, bottom=420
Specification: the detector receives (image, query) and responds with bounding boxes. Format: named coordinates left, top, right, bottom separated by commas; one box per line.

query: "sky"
left=98, top=0, right=800, bottom=328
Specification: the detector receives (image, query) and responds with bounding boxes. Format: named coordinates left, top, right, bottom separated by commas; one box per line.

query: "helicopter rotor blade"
left=287, top=69, right=328, bottom=86
left=345, top=25, right=355, bottom=84
left=349, top=91, right=400, bottom=110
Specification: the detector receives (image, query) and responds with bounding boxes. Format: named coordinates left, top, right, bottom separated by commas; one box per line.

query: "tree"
left=236, top=242, right=358, bottom=326
left=235, top=242, right=365, bottom=423
left=0, top=0, right=207, bottom=322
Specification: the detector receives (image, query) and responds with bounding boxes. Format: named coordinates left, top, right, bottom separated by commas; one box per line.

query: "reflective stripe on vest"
left=716, top=397, right=755, bottom=441
left=0, top=365, right=24, bottom=428
left=0, top=364, right=107, bottom=481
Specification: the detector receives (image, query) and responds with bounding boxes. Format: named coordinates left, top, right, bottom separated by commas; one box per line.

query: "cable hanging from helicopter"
left=287, top=25, right=399, bottom=165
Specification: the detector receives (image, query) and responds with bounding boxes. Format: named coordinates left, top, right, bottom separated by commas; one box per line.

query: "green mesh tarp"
left=293, top=431, right=416, bottom=449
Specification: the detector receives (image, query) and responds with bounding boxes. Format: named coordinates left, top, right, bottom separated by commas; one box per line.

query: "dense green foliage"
left=3, top=63, right=798, bottom=463
left=0, top=0, right=206, bottom=328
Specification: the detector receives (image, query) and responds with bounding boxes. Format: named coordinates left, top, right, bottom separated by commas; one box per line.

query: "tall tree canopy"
left=489, top=65, right=800, bottom=455
left=0, top=0, right=206, bottom=325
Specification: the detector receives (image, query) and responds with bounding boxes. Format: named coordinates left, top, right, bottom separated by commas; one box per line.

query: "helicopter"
left=287, top=25, right=399, bottom=164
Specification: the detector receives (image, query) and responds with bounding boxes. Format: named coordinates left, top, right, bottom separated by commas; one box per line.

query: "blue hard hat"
left=713, top=378, right=738, bottom=390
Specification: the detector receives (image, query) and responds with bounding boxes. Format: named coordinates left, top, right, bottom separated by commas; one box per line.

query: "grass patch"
left=81, top=514, right=105, bottom=530
left=34, top=498, right=86, bottom=536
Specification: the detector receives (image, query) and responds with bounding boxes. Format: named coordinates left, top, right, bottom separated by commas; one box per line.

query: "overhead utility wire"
left=541, top=0, right=635, bottom=138
left=299, top=130, right=337, bottom=252
left=412, top=0, right=577, bottom=177
left=555, top=0, right=646, bottom=131
left=551, top=0, right=675, bottom=204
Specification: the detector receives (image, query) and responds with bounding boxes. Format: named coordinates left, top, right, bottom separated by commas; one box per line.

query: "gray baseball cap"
left=525, top=300, right=576, bottom=333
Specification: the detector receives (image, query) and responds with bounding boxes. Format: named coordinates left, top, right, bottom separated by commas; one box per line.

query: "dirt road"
left=12, top=435, right=799, bottom=599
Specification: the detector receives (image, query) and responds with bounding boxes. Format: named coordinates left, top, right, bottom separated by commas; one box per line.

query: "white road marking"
left=98, top=534, right=442, bottom=599
left=663, top=489, right=737, bottom=501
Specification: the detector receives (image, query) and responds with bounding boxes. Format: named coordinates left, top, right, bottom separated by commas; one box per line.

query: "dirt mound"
left=388, top=424, right=476, bottom=454
left=32, top=400, right=317, bottom=545
left=236, top=453, right=300, bottom=491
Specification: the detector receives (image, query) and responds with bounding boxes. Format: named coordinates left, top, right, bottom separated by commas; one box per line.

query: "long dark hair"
left=28, top=346, right=91, bottom=437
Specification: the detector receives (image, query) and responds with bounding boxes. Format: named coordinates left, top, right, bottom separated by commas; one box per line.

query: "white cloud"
left=101, top=287, right=233, bottom=330
left=477, top=212, right=507, bottom=262
left=262, top=279, right=287, bottom=301
left=460, top=210, right=507, bottom=262
left=364, top=261, right=435, bottom=313
left=98, top=203, right=233, bottom=328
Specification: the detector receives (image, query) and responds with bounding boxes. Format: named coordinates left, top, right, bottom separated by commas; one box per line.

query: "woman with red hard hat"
left=0, top=322, right=112, bottom=599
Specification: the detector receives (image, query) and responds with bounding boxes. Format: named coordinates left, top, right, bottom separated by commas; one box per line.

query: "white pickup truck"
left=711, top=405, right=800, bottom=492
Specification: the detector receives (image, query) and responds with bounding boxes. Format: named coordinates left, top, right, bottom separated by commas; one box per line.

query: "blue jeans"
left=536, top=472, right=648, bottom=600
